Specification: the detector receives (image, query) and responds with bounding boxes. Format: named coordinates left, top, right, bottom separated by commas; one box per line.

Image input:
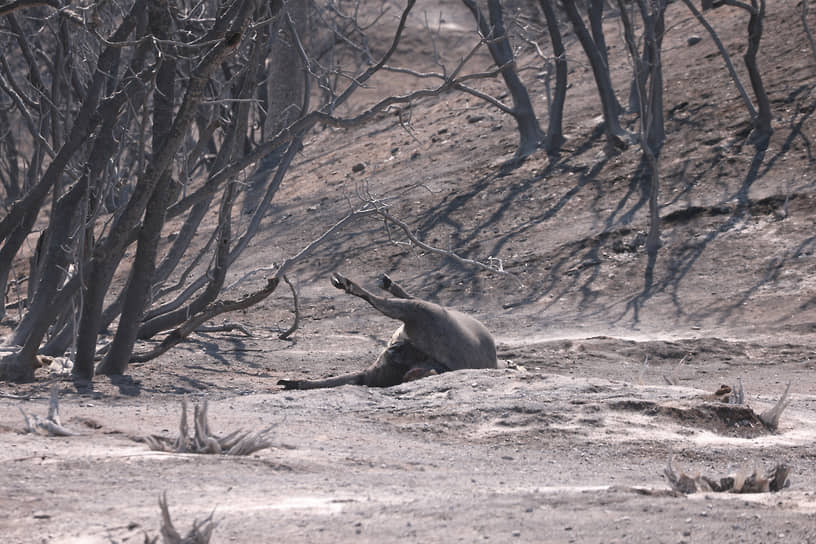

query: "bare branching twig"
left=374, top=204, right=523, bottom=286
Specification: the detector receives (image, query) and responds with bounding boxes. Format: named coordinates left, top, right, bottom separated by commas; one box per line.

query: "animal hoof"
left=330, top=273, right=350, bottom=291
left=377, top=273, right=393, bottom=290
left=277, top=379, right=301, bottom=390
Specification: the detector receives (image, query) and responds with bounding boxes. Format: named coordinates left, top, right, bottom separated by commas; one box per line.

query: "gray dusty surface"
left=2, top=332, right=815, bottom=543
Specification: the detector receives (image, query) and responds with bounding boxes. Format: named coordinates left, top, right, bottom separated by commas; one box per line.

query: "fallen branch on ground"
left=195, top=323, right=252, bottom=336
left=0, top=390, right=30, bottom=400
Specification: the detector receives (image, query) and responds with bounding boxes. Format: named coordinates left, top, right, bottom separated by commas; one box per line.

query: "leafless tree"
left=0, top=0, right=546, bottom=382
left=616, top=0, right=667, bottom=257
left=0, top=0, right=423, bottom=380
left=679, top=0, right=754, bottom=121
left=561, top=0, right=628, bottom=150
left=537, top=0, right=568, bottom=153
left=693, top=0, right=771, bottom=146
left=731, top=0, right=771, bottom=145
left=462, top=0, right=544, bottom=158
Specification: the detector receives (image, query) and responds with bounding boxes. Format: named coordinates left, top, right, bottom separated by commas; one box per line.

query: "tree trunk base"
left=0, top=352, right=41, bottom=382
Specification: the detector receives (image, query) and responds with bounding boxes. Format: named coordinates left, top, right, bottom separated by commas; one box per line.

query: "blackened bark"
left=562, top=0, right=626, bottom=150
left=73, top=11, right=247, bottom=379
left=135, top=27, right=269, bottom=343
left=617, top=0, right=666, bottom=255
left=9, top=182, right=83, bottom=347
left=0, top=0, right=146, bottom=244
left=137, top=198, right=214, bottom=323
left=644, top=1, right=666, bottom=254
left=15, top=181, right=86, bottom=362
left=538, top=0, right=567, bottom=153
left=742, top=0, right=771, bottom=145
left=0, top=0, right=146, bottom=328
left=138, top=181, right=238, bottom=340
left=462, top=0, right=543, bottom=157
left=588, top=0, right=610, bottom=77
left=97, top=0, right=178, bottom=375
left=0, top=179, right=86, bottom=382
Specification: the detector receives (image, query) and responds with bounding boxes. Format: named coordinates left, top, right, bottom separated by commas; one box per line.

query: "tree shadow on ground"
left=612, top=146, right=767, bottom=328
left=263, top=89, right=815, bottom=335
left=106, top=374, right=142, bottom=396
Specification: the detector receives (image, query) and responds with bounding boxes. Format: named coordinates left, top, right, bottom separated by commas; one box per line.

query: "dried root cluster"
left=665, top=454, right=791, bottom=494
left=143, top=493, right=216, bottom=544
left=145, top=398, right=273, bottom=456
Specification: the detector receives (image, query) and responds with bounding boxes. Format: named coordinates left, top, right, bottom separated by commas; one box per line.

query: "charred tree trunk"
left=463, top=0, right=544, bottom=158
left=244, top=1, right=304, bottom=215
left=679, top=0, right=755, bottom=120
left=0, top=181, right=86, bottom=382
left=588, top=0, right=611, bottom=81
left=72, top=16, right=246, bottom=379
left=9, top=182, right=84, bottom=348
left=135, top=24, right=266, bottom=343
left=539, top=0, right=568, bottom=154
left=15, top=184, right=86, bottom=367
left=804, top=0, right=816, bottom=63
left=97, top=0, right=178, bottom=376
left=0, top=0, right=146, bottom=249
left=138, top=179, right=238, bottom=341
left=3, top=1, right=151, bottom=359
left=741, top=0, right=771, bottom=145
left=617, top=0, right=667, bottom=256
left=562, top=0, right=627, bottom=150
left=703, top=0, right=770, bottom=145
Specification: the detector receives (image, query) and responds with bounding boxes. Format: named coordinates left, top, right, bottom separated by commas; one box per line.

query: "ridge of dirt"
left=2, top=370, right=816, bottom=542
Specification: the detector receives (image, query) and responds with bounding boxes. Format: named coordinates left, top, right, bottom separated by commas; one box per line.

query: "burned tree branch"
left=680, top=0, right=756, bottom=118
left=128, top=277, right=280, bottom=364
left=278, top=275, right=299, bottom=341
